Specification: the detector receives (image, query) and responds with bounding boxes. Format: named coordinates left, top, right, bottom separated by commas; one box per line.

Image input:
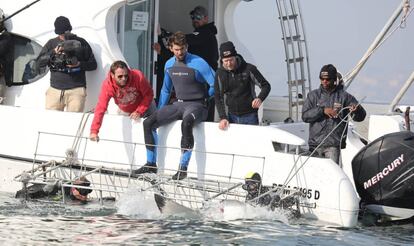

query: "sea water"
left=0, top=190, right=413, bottom=245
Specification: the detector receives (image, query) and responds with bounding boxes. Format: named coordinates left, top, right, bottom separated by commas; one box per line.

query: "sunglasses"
left=320, top=77, right=333, bottom=82
left=190, top=14, right=203, bottom=21
left=116, top=74, right=128, bottom=79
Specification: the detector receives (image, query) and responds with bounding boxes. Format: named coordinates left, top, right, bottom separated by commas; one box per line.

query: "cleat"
left=132, top=162, right=157, bottom=175
left=172, top=166, right=187, bottom=180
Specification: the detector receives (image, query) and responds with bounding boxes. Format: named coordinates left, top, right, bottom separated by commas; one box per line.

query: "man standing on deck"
left=302, top=64, right=366, bottom=164
left=0, top=8, right=12, bottom=104
left=37, top=16, right=97, bottom=112
left=214, top=41, right=271, bottom=130
left=187, top=6, right=219, bottom=122
left=89, top=60, right=156, bottom=142
left=135, top=31, right=215, bottom=180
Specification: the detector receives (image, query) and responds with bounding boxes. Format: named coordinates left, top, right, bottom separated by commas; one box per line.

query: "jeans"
left=312, top=146, right=340, bottom=165
left=228, top=112, right=259, bottom=125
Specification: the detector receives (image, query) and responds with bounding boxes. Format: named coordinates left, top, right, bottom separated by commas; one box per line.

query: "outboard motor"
left=352, top=131, right=414, bottom=215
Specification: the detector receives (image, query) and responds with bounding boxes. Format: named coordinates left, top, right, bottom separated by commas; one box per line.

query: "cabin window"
left=7, top=34, right=47, bottom=85
left=116, top=1, right=154, bottom=81
left=272, top=141, right=307, bottom=154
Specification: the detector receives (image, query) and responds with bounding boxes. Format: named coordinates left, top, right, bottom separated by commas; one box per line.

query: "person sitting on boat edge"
left=36, top=16, right=97, bottom=112
left=134, top=31, right=215, bottom=180
left=302, top=64, right=366, bottom=164
left=214, top=41, right=271, bottom=130
left=89, top=60, right=156, bottom=142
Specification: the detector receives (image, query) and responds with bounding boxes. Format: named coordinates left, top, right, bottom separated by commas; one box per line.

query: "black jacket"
left=302, top=84, right=366, bottom=149
left=186, top=22, right=218, bottom=70
left=0, top=29, right=13, bottom=85
left=214, top=55, right=271, bottom=119
left=37, top=33, right=97, bottom=90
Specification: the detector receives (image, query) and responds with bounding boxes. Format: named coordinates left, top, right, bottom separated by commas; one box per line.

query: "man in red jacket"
left=89, top=60, right=156, bottom=141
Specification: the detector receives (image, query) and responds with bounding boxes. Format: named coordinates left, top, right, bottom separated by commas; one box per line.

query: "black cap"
left=190, top=6, right=208, bottom=18
left=54, top=16, right=72, bottom=35
left=319, top=64, right=337, bottom=80
left=219, top=41, right=237, bottom=59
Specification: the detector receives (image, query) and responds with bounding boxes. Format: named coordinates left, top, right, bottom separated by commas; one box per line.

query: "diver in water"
left=16, top=176, right=92, bottom=203
left=242, top=172, right=300, bottom=214
left=243, top=172, right=275, bottom=207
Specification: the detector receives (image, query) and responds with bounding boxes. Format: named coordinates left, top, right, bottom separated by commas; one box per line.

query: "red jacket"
left=90, top=69, right=154, bottom=134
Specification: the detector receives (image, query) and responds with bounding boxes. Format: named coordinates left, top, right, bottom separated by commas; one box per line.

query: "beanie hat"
left=54, top=16, right=72, bottom=35
left=319, top=64, right=337, bottom=80
left=190, top=6, right=208, bottom=18
left=219, top=41, right=237, bottom=59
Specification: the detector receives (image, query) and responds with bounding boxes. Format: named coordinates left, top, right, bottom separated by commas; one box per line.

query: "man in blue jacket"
left=302, top=64, right=366, bottom=164
left=135, top=32, right=215, bottom=180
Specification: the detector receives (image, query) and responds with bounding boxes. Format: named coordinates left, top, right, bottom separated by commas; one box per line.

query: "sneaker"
left=132, top=162, right=157, bottom=175
left=172, top=166, right=187, bottom=180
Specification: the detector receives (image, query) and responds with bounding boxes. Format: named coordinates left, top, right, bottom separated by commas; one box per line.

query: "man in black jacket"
left=214, top=41, right=271, bottom=130
left=187, top=6, right=218, bottom=71
left=37, top=16, right=97, bottom=112
left=0, top=8, right=12, bottom=103
left=302, top=64, right=366, bottom=164
left=187, top=6, right=218, bottom=122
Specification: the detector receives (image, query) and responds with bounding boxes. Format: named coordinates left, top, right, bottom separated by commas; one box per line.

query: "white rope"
left=401, top=0, right=411, bottom=28
left=65, top=110, right=93, bottom=165
left=344, top=3, right=414, bottom=87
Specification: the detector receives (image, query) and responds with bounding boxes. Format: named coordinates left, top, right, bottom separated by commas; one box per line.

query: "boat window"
left=117, top=1, right=154, bottom=81
left=272, top=141, right=307, bottom=154
left=7, top=34, right=47, bottom=86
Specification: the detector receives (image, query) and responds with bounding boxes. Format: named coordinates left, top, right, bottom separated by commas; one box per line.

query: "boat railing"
left=14, top=131, right=269, bottom=205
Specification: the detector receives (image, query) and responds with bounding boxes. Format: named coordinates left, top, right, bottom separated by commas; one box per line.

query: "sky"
left=232, top=0, right=413, bottom=105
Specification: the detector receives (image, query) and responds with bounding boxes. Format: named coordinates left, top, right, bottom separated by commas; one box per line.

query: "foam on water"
left=116, top=188, right=290, bottom=224
left=201, top=200, right=290, bottom=224
left=116, top=187, right=162, bottom=219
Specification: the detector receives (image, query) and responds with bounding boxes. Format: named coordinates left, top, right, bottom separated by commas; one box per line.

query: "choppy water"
left=0, top=191, right=413, bottom=246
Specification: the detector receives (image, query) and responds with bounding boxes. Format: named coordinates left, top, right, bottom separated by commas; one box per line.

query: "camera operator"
left=37, top=16, right=97, bottom=112
left=0, top=8, right=12, bottom=104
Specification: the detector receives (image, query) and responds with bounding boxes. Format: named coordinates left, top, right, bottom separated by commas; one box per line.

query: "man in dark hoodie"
left=0, top=8, right=12, bottom=103
left=187, top=6, right=218, bottom=122
left=187, top=6, right=218, bottom=71
left=214, top=41, right=271, bottom=130
left=37, top=16, right=97, bottom=112
left=302, top=64, right=366, bottom=164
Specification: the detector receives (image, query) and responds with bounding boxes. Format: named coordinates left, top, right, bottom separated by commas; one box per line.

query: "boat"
left=0, top=0, right=413, bottom=227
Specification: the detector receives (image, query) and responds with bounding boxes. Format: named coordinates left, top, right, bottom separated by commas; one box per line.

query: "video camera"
left=49, top=34, right=83, bottom=72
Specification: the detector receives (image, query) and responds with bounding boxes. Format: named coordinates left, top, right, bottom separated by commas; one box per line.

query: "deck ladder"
left=275, top=0, right=312, bottom=121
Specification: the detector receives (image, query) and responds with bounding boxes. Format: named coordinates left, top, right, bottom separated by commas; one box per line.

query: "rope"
left=401, top=0, right=411, bottom=28
left=250, top=98, right=366, bottom=204
left=64, top=110, right=93, bottom=165
left=344, top=3, right=414, bottom=87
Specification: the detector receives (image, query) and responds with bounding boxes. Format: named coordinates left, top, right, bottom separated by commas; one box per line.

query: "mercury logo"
left=172, top=72, right=189, bottom=76
left=363, top=154, right=404, bottom=189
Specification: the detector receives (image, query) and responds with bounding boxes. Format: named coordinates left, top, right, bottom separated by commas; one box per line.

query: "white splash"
left=201, top=200, right=290, bottom=224
left=116, top=187, right=161, bottom=219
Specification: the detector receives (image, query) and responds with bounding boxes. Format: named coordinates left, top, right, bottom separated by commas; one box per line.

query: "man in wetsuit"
left=134, top=31, right=215, bottom=180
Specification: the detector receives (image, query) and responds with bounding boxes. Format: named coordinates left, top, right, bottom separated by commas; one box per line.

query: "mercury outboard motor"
left=352, top=131, right=414, bottom=216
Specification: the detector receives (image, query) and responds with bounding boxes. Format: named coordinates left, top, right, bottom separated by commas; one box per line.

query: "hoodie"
left=186, top=22, right=219, bottom=70
left=90, top=69, right=154, bottom=134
